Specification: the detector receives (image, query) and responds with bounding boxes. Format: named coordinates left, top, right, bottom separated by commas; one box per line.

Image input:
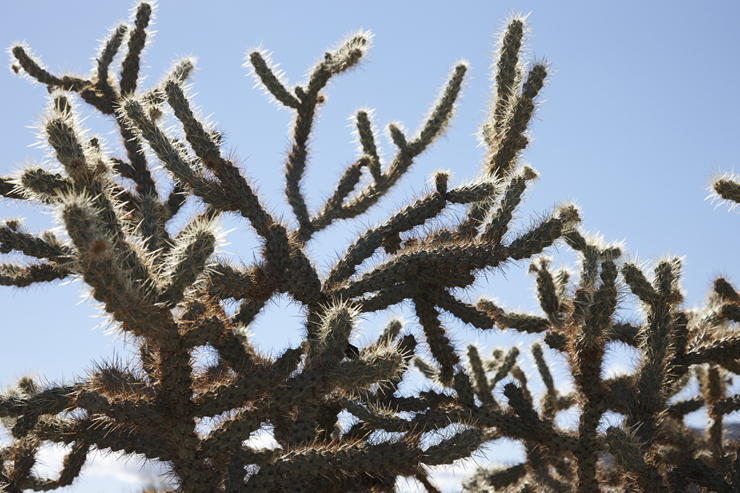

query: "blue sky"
left=1, top=1, right=740, bottom=491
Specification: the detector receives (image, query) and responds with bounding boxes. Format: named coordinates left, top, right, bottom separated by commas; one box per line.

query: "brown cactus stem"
left=146, top=323, right=206, bottom=489
left=413, top=295, right=459, bottom=385
left=288, top=98, right=319, bottom=238
left=115, top=114, right=157, bottom=197
left=574, top=404, right=602, bottom=492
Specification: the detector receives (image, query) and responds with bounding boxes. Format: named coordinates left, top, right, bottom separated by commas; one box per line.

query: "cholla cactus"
left=459, top=235, right=740, bottom=492
left=2, top=3, right=739, bottom=493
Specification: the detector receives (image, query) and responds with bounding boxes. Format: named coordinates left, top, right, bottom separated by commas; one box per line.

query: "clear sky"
left=2, top=1, right=740, bottom=492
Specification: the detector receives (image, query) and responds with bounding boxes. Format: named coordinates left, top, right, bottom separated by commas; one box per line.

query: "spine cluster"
left=1, top=4, right=739, bottom=492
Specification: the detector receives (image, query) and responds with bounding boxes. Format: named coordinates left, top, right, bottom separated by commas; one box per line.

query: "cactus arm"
left=565, top=243, right=617, bottom=491
left=325, top=186, right=449, bottom=287
left=413, top=468, right=443, bottom=493
left=164, top=81, right=222, bottom=164
left=134, top=194, right=170, bottom=256
left=305, top=63, right=466, bottom=241
left=191, top=368, right=273, bottom=419
left=622, top=262, right=659, bottom=306
left=718, top=306, right=740, bottom=326
left=181, top=310, right=256, bottom=373
left=480, top=167, right=535, bottom=243
left=489, top=347, right=520, bottom=389
left=73, top=389, right=165, bottom=433
left=445, top=179, right=499, bottom=204
left=243, top=439, right=419, bottom=491
left=629, top=260, right=682, bottom=437
left=208, top=262, right=276, bottom=306
left=332, top=347, right=405, bottom=392
left=27, top=440, right=90, bottom=490
left=701, top=366, right=726, bottom=455
left=308, top=65, right=474, bottom=241
left=423, top=428, right=490, bottom=466
left=413, top=295, right=459, bottom=385
left=0, top=219, right=72, bottom=263
left=334, top=240, right=508, bottom=301
left=95, top=24, right=128, bottom=100
left=0, top=176, right=25, bottom=199
left=373, top=334, right=416, bottom=402
left=305, top=160, right=365, bottom=238
left=254, top=33, right=372, bottom=237
left=377, top=319, right=403, bottom=347
left=610, top=321, right=639, bottom=346
left=683, top=334, right=740, bottom=366
left=61, top=198, right=162, bottom=338
left=0, top=438, right=38, bottom=491
left=119, top=97, right=227, bottom=208
left=450, top=367, right=479, bottom=404
left=354, top=110, right=381, bottom=181
left=157, top=220, right=216, bottom=307
left=455, top=18, right=546, bottom=239
left=247, top=51, right=300, bottom=109
left=532, top=342, right=568, bottom=419
left=338, top=397, right=409, bottom=433
left=467, top=345, right=495, bottom=406
left=10, top=44, right=113, bottom=114
left=465, top=463, right=528, bottom=491
left=332, top=64, right=467, bottom=221
left=117, top=116, right=158, bottom=197
left=486, top=19, right=524, bottom=143
left=356, top=281, right=421, bottom=313
left=507, top=204, right=580, bottom=260
left=529, top=259, right=562, bottom=325
left=667, top=396, right=704, bottom=419
left=430, top=289, right=497, bottom=330
left=485, top=63, right=548, bottom=179
left=0, top=384, right=76, bottom=444
left=13, top=167, right=74, bottom=204
left=409, top=63, right=468, bottom=153
left=476, top=298, right=550, bottom=334
left=34, top=417, right=170, bottom=461
left=0, top=262, right=71, bottom=287
left=10, top=44, right=88, bottom=93
left=326, top=178, right=498, bottom=288
left=605, top=425, right=663, bottom=492
left=120, top=1, right=152, bottom=95
left=163, top=180, right=187, bottom=220
left=711, top=172, right=740, bottom=205
left=198, top=406, right=266, bottom=459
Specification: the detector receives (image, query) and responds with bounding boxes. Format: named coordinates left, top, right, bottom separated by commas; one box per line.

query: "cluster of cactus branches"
left=1, top=3, right=739, bottom=492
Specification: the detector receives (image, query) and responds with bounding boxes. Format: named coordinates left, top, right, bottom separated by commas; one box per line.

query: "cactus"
left=1, top=3, right=739, bottom=492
